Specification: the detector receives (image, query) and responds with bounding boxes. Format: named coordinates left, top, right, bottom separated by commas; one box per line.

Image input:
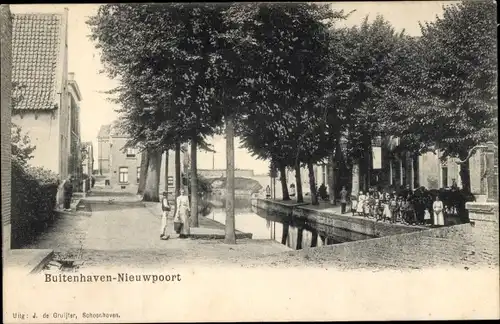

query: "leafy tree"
left=88, top=4, right=224, bottom=212
left=329, top=16, right=406, bottom=195
left=233, top=3, right=349, bottom=204
left=380, top=0, right=497, bottom=192
left=11, top=124, right=36, bottom=167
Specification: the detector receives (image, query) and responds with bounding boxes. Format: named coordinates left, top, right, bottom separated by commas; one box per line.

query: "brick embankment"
left=238, top=224, right=499, bottom=270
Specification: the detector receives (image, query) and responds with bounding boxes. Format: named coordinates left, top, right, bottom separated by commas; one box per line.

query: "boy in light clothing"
left=160, top=191, right=171, bottom=240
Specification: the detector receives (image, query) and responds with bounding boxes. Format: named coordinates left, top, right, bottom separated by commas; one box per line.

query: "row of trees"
left=245, top=0, right=496, bottom=203
left=87, top=1, right=496, bottom=242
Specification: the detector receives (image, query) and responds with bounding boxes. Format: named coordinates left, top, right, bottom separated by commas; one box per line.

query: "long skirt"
left=178, top=207, right=190, bottom=235
left=351, top=199, right=358, bottom=213
left=356, top=200, right=364, bottom=214
left=383, top=204, right=392, bottom=219
left=363, top=202, right=370, bottom=215
left=433, top=210, right=445, bottom=226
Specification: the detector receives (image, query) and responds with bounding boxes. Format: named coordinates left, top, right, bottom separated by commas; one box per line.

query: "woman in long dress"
left=356, top=191, right=366, bottom=216
left=175, top=188, right=191, bottom=237
left=433, top=196, right=445, bottom=226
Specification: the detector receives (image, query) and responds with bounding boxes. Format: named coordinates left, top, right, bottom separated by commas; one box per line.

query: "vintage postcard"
left=2, top=1, right=498, bottom=322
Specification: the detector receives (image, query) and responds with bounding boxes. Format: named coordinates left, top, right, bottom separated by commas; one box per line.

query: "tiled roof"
left=12, top=13, right=63, bottom=111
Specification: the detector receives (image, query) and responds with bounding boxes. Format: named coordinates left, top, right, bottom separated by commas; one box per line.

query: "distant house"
left=282, top=136, right=487, bottom=199
left=81, top=141, right=94, bottom=176
left=11, top=9, right=83, bottom=184
left=97, top=124, right=111, bottom=177
left=97, top=122, right=182, bottom=194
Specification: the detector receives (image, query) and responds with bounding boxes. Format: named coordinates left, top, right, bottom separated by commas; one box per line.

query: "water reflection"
left=206, top=194, right=373, bottom=250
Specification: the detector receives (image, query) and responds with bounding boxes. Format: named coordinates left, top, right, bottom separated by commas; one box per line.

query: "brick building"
left=1, top=4, right=13, bottom=251
left=11, top=9, right=83, bottom=184
left=283, top=136, right=487, bottom=199
left=97, top=122, right=182, bottom=195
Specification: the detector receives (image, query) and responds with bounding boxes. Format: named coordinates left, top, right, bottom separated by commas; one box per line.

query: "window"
left=441, top=165, right=448, bottom=188
left=126, top=148, right=136, bottom=158
left=137, top=167, right=141, bottom=183
left=167, top=176, right=174, bottom=186
left=119, top=167, right=129, bottom=183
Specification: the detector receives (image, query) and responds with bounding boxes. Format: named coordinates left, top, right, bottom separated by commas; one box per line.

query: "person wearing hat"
left=160, top=191, right=171, bottom=240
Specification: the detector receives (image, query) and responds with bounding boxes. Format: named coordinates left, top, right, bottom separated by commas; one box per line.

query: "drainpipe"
left=389, top=159, right=393, bottom=187
left=410, top=155, right=414, bottom=190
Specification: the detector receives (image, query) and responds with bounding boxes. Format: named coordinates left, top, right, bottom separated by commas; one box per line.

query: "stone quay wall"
left=252, top=199, right=425, bottom=241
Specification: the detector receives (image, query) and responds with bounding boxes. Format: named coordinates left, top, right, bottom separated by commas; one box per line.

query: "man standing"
left=63, top=175, right=73, bottom=211
left=265, top=185, right=271, bottom=199
left=289, top=184, right=296, bottom=198
left=340, top=186, right=348, bottom=214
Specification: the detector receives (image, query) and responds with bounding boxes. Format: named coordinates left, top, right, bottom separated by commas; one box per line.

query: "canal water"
left=206, top=195, right=372, bottom=250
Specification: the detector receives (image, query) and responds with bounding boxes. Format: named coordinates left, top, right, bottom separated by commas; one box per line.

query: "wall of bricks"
left=1, top=4, right=12, bottom=250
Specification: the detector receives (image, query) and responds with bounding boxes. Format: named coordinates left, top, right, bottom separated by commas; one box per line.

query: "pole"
left=164, top=149, right=169, bottom=192
left=486, top=143, right=498, bottom=202
left=175, top=142, right=181, bottom=197
left=190, top=138, right=199, bottom=227
left=273, top=177, right=276, bottom=200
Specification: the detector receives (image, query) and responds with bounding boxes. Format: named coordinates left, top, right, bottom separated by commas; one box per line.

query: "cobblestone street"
left=28, top=190, right=290, bottom=270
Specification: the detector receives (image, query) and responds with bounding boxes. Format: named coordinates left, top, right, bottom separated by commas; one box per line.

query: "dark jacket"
left=63, top=180, right=73, bottom=196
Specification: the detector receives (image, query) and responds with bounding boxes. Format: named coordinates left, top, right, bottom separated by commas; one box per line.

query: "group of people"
left=350, top=186, right=445, bottom=227
left=159, top=188, right=191, bottom=240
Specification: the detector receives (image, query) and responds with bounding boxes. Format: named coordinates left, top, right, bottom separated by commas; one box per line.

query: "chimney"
left=68, top=72, right=75, bottom=81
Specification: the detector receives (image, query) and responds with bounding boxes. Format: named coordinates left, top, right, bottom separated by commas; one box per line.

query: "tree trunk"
left=225, top=115, right=236, bottom=244
left=296, top=227, right=303, bottom=250
left=164, top=149, right=169, bottom=192
left=311, top=230, right=318, bottom=248
left=294, top=162, right=304, bottom=203
left=175, top=142, right=181, bottom=197
left=281, top=220, right=289, bottom=245
left=279, top=164, right=290, bottom=201
left=137, top=150, right=149, bottom=195
left=366, top=145, right=372, bottom=191
left=328, top=154, right=336, bottom=205
left=143, top=149, right=162, bottom=202
left=307, top=161, right=319, bottom=205
left=190, top=138, right=199, bottom=227
left=351, top=160, right=360, bottom=196
left=459, top=157, right=471, bottom=193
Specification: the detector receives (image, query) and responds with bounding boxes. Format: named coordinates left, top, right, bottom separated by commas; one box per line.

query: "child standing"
left=340, top=186, right=348, bottom=214
left=351, top=194, right=358, bottom=216
left=389, top=193, right=398, bottom=223
left=160, top=191, right=171, bottom=240
left=356, top=191, right=366, bottom=216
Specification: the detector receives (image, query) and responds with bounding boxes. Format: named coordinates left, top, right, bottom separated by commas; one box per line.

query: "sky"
left=10, top=2, right=453, bottom=175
